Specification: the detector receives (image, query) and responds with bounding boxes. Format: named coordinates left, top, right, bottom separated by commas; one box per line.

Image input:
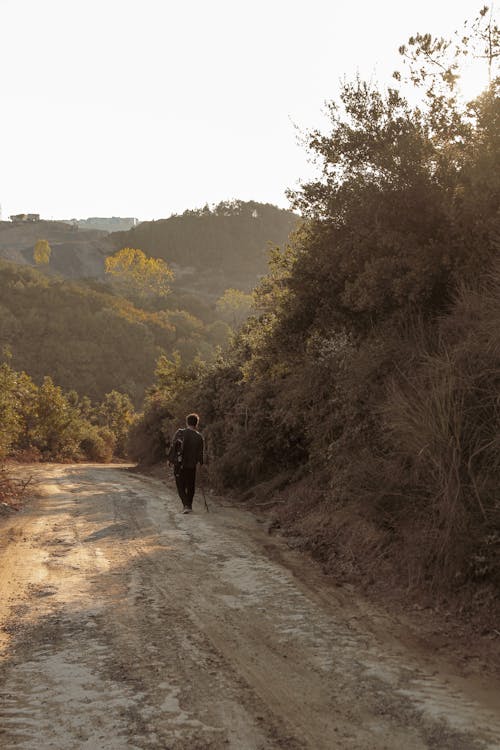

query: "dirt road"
left=0, top=465, right=499, bottom=750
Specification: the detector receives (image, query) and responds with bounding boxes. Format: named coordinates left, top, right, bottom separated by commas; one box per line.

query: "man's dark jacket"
left=170, top=427, right=204, bottom=468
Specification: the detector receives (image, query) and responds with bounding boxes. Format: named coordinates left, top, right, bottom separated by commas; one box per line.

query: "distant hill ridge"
left=109, top=200, right=298, bottom=296
left=0, top=201, right=298, bottom=295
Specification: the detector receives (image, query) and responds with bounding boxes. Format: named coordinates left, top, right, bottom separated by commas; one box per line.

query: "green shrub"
left=80, top=426, right=115, bottom=463
left=127, top=396, right=171, bottom=465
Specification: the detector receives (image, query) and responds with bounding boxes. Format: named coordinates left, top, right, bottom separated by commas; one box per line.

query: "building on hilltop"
left=74, top=217, right=138, bottom=233
left=10, top=213, right=40, bottom=223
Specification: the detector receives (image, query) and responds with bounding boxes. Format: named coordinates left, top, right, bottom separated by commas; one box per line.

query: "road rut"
left=0, top=464, right=499, bottom=749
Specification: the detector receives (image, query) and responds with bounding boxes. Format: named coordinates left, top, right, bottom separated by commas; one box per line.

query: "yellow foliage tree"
left=105, top=247, right=174, bottom=302
left=33, top=239, right=51, bottom=265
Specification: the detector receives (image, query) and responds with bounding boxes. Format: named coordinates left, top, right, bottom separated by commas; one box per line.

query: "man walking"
left=168, top=413, right=204, bottom=514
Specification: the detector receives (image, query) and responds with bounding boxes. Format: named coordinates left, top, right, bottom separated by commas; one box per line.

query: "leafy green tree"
left=66, top=390, right=96, bottom=423
left=282, top=65, right=498, bottom=338
left=0, top=364, right=22, bottom=458
left=216, top=288, right=253, bottom=328
left=0, top=361, right=123, bottom=463
left=10, top=370, right=39, bottom=454
left=96, top=390, right=135, bottom=456
left=80, top=425, right=115, bottom=462
left=152, top=352, right=185, bottom=402
left=31, top=377, right=76, bottom=456
left=0, top=304, right=21, bottom=343
left=206, top=319, right=232, bottom=347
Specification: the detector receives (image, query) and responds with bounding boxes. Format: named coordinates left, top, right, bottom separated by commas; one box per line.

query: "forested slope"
left=0, top=202, right=296, bottom=299
left=0, top=262, right=222, bottom=404
left=130, top=14, right=500, bottom=617
left=110, top=201, right=298, bottom=296
left=0, top=201, right=297, bottom=467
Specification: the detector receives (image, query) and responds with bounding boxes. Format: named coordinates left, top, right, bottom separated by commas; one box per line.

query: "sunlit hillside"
left=109, top=201, right=299, bottom=298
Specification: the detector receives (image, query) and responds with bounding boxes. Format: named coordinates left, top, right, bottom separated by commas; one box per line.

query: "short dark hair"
left=186, top=413, right=199, bottom=427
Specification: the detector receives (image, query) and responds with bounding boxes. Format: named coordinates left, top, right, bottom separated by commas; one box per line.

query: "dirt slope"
left=0, top=221, right=111, bottom=278
left=0, top=465, right=499, bottom=750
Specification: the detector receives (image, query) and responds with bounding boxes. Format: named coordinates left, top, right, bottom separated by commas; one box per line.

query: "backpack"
left=167, top=429, right=185, bottom=476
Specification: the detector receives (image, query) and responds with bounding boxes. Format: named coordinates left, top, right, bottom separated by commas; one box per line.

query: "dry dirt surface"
left=0, top=465, right=499, bottom=750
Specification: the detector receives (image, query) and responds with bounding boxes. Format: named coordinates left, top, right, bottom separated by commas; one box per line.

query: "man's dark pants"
left=175, top=467, right=196, bottom=508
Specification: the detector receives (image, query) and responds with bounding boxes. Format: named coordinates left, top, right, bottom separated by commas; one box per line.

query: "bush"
left=130, top=19, right=500, bottom=609
left=379, top=266, right=500, bottom=589
left=80, top=426, right=115, bottom=463
left=127, top=396, right=171, bottom=465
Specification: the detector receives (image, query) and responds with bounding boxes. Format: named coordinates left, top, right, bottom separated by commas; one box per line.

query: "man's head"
left=186, top=413, right=199, bottom=428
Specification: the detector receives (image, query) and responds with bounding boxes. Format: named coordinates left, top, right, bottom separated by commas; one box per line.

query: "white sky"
left=0, top=0, right=491, bottom=221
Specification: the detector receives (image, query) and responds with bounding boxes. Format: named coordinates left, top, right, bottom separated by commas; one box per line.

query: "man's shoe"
left=182, top=507, right=192, bottom=514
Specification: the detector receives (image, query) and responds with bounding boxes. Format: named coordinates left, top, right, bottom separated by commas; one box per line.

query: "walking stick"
left=200, top=466, right=210, bottom=512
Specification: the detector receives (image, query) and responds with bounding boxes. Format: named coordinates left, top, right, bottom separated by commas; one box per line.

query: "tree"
left=32, top=377, right=79, bottom=456
left=216, top=288, right=253, bottom=329
left=96, top=390, right=135, bottom=456
left=282, top=14, right=499, bottom=333
left=0, top=364, right=23, bottom=458
left=33, top=240, right=51, bottom=265
left=396, top=5, right=499, bottom=91
left=105, top=247, right=173, bottom=303
left=152, top=352, right=185, bottom=402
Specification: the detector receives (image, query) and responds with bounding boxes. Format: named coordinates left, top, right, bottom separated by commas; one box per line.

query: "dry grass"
left=265, top=262, right=500, bottom=616
left=379, top=266, right=500, bottom=591
left=0, top=464, right=32, bottom=512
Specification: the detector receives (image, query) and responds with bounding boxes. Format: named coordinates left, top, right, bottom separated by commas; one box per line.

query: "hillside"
left=0, top=261, right=224, bottom=405
left=0, top=220, right=112, bottom=278
left=0, top=203, right=298, bottom=301
left=109, top=201, right=298, bottom=297
left=0, top=201, right=297, bottom=407
left=129, top=33, right=500, bottom=624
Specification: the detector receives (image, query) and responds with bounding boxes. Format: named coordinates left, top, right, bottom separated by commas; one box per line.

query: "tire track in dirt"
left=0, top=464, right=499, bottom=749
